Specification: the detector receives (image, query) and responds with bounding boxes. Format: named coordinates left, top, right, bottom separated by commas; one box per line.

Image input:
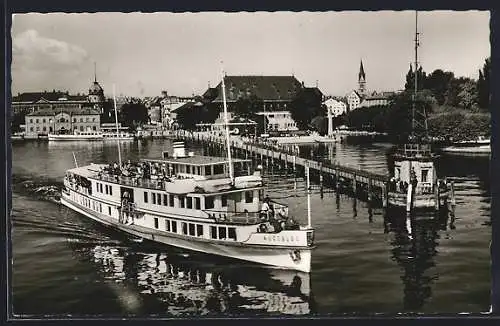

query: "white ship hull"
left=61, top=196, right=312, bottom=273
left=48, top=134, right=103, bottom=141
left=102, top=133, right=135, bottom=140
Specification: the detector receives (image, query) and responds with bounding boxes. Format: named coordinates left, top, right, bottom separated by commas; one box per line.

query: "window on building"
left=36, top=119, right=39, bottom=123
left=80, top=126, right=84, bottom=131
left=86, top=118, right=89, bottom=122
left=93, top=126, right=96, bottom=131
left=205, top=166, right=212, bottom=176
left=218, top=227, right=227, bottom=240
left=30, top=127, right=34, bottom=132
left=154, top=217, right=159, bottom=229
left=99, top=203, right=102, bottom=213
left=421, top=169, right=429, bottom=183
left=109, top=186, right=112, bottom=196
left=93, top=118, right=96, bottom=122
left=205, top=196, right=214, bottom=209
left=245, top=191, right=253, bottom=203
left=165, top=219, right=171, bottom=232
left=195, top=197, right=201, bottom=210
left=99, top=184, right=103, bottom=193
left=29, top=119, right=33, bottom=123
left=80, top=118, right=83, bottom=122
left=179, top=196, right=185, bottom=208
left=73, top=118, right=77, bottom=122
left=213, top=164, right=224, bottom=175
left=36, top=126, right=40, bottom=131
left=156, top=193, right=161, bottom=205
left=196, top=224, right=203, bottom=237
left=210, top=226, right=217, bottom=239
left=169, top=194, right=174, bottom=207
left=186, top=197, right=193, bottom=209
left=108, top=206, right=111, bottom=216
left=144, top=191, right=148, bottom=203
left=171, top=221, right=177, bottom=233
left=49, top=127, right=53, bottom=132
left=42, top=118, right=46, bottom=123
left=182, top=222, right=188, bottom=235
left=221, top=195, right=228, bottom=207
left=228, top=227, right=236, bottom=240
left=42, top=127, right=46, bottom=132
left=152, top=192, right=156, bottom=205
left=188, top=223, right=196, bottom=236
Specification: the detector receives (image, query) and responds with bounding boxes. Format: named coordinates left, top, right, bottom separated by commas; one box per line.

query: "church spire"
left=358, top=59, right=366, bottom=81
left=94, top=62, right=97, bottom=83
left=358, top=59, right=366, bottom=95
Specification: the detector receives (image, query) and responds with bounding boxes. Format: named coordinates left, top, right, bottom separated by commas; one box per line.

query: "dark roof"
left=210, top=75, right=303, bottom=102
left=302, top=87, right=324, bottom=98
left=13, top=91, right=88, bottom=103
left=27, top=107, right=100, bottom=116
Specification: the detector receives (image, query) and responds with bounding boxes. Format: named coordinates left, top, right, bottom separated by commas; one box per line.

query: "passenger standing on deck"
left=260, top=196, right=270, bottom=221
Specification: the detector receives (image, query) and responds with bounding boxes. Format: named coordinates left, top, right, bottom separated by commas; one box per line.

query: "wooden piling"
left=434, top=182, right=440, bottom=211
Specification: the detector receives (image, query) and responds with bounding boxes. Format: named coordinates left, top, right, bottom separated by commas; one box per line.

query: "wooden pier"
left=174, top=132, right=393, bottom=208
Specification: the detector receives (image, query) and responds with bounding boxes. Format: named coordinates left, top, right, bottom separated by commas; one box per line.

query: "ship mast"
left=112, top=84, right=122, bottom=167
left=411, top=11, right=418, bottom=139
left=221, top=63, right=234, bottom=185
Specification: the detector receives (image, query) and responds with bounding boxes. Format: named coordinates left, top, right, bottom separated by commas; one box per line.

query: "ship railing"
left=395, top=143, right=433, bottom=157
left=202, top=209, right=263, bottom=224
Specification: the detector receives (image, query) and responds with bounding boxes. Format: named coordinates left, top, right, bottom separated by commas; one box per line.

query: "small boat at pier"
left=48, top=129, right=103, bottom=141
left=440, top=137, right=490, bottom=155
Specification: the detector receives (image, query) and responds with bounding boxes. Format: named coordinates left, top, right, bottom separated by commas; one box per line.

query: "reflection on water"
left=73, top=244, right=314, bottom=316
left=385, top=210, right=441, bottom=311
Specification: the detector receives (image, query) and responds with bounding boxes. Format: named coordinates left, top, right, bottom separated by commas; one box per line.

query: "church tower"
left=88, top=62, right=105, bottom=112
left=358, top=59, right=366, bottom=95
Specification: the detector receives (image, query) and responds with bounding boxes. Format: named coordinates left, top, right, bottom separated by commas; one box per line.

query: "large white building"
left=323, top=98, right=348, bottom=117
left=255, top=111, right=298, bottom=133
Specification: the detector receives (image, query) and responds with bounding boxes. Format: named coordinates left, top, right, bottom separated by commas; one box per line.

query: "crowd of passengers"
left=257, top=196, right=300, bottom=233
left=98, top=160, right=177, bottom=184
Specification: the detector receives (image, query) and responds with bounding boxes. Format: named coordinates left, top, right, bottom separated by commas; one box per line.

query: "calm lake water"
left=10, top=139, right=491, bottom=317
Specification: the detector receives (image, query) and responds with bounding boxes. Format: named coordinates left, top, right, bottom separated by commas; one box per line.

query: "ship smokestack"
left=172, top=141, right=187, bottom=158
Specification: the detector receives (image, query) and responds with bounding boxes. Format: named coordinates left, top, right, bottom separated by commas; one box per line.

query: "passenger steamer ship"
left=60, top=72, right=315, bottom=273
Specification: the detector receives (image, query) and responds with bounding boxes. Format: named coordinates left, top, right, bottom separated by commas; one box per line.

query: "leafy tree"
left=119, top=102, right=149, bottom=130
left=176, top=102, right=219, bottom=130
left=426, top=69, right=455, bottom=105
left=405, top=65, right=428, bottom=92
left=289, top=88, right=324, bottom=130
left=477, top=57, right=490, bottom=110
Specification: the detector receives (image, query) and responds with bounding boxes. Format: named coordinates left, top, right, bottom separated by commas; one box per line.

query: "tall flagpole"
left=221, top=62, right=234, bottom=185
left=113, top=84, right=122, bottom=167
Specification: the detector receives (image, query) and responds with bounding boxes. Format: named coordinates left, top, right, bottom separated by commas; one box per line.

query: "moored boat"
left=440, top=137, right=490, bottom=155
left=48, top=129, right=103, bottom=141
left=60, top=142, right=315, bottom=272
left=102, top=131, right=135, bottom=140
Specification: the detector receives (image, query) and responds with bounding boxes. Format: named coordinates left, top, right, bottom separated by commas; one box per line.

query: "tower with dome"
left=88, top=63, right=105, bottom=112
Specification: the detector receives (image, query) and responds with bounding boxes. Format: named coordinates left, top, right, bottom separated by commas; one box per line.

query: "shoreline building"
left=346, top=60, right=397, bottom=110
left=24, top=108, right=101, bottom=138
left=202, top=75, right=322, bottom=132
left=21, top=67, right=106, bottom=138
left=346, top=60, right=367, bottom=111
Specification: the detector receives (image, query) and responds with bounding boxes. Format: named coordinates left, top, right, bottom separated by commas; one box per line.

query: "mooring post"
left=382, top=184, right=388, bottom=208
left=450, top=180, right=456, bottom=207
left=352, top=173, right=357, bottom=196
left=319, top=175, right=324, bottom=199
left=367, top=178, right=373, bottom=203
left=434, top=181, right=440, bottom=211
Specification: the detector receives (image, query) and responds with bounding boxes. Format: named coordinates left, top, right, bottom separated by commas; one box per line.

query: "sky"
left=11, top=11, right=490, bottom=98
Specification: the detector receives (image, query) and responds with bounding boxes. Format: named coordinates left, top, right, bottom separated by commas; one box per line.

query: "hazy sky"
left=11, top=11, right=490, bottom=98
